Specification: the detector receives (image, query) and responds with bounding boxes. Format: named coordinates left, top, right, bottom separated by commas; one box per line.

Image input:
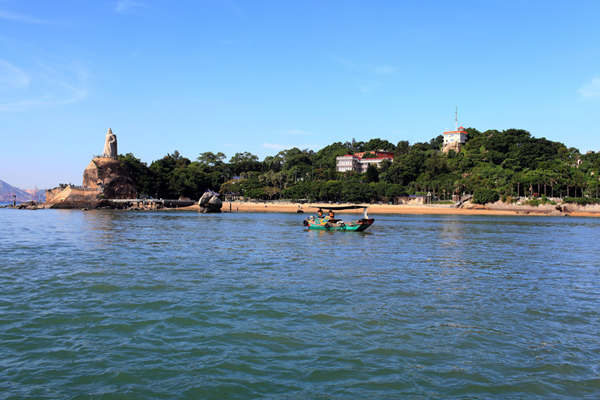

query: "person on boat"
left=317, top=208, right=324, bottom=218
left=328, top=209, right=335, bottom=219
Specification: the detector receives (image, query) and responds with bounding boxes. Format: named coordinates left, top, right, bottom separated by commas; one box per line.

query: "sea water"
left=1, top=209, right=599, bottom=398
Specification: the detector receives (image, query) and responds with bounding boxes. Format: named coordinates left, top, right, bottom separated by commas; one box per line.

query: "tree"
left=363, top=138, right=396, bottom=152
left=396, top=140, right=410, bottom=155
left=118, top=153, right=153, bottom=197
left=366, top=164, right=379, bottom=183
left=113, top=127, right=594, bottom=203
left=197, top=152, right=226, bottom=167
left=149, top=151, right=191, bottom=198
left=263, top=154, right=284, bottom=172
left=230, top=152, right=260, bottom=175
left=473, top=188, right=499, bottom=204
left=169, top=162, right=210, bottom=199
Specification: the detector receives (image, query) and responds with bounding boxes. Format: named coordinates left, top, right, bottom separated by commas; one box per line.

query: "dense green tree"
left=116, top=127, right=599, bottom=203
left=230, top=152, right=261, bottom=175
left=362, top=138, right=396, bottom=152
left=473, top=188, right=499, bottom=204
left=118, top=153, right=153, bottom=197
left=149, top=151, right=190, bottom=198
left=169, top=162, right=210, bottom=199
left=313, top=142, right=352, bottom=169
left=197, top=151, right=226, bottom=167
left=365, top=164, right=379, bottom=183
left=396, top=140, right=410, bottom=155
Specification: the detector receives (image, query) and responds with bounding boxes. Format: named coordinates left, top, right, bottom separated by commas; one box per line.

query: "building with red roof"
left=442, top=126, right=468, bottom=153
left=336, top=151, right=394, bottom=173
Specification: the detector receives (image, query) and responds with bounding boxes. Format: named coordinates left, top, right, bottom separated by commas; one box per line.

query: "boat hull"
left=305, top=218, right=374, bottom=232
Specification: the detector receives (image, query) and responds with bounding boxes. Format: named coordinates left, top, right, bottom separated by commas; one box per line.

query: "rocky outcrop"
left=46, top=157, right=136, bottom=209
left=14, top=201, right=41, bottom=210
left=82, top=157, right=136, bottom=199
left=45, top=185, right=101, bottom=209
left=43, top=128, right=137, bottom=209
left=198, top=190, right=222, bottom=213
left=442, top=142, right=462, bottom=154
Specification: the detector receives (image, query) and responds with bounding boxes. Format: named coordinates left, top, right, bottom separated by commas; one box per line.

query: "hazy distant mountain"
left=0, top=180, right=46, bottom=202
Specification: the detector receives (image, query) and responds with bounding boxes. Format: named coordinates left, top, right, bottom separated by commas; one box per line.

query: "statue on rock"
left=102, top=128, right=118, bottom=159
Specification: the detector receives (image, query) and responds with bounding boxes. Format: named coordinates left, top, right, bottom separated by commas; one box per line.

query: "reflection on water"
left=1, top=209, right=600, bottom=398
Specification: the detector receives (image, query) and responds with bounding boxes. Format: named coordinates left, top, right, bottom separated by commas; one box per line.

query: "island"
left=4, top=125, right=596, bottom=217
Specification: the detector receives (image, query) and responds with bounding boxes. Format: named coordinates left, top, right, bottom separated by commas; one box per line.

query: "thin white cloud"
left=263, top=142, right=317, bottom=151
left=263, top=143, right=289, bottom=151
left=0, top=93, right=85, bottom=112
left=283, top=129, right=313, bottom=136
left=0, top=9, right=50, bottom=24
left=373, top=65, right=397, bottom=75
left=0, top=87, right=87, bottom=112
left=0, top=60, right=30, bottom=88
left=578, top=77, right=600, bottom=98
left=0, top=63, right=89, bottom=112
left=115, top=0, right=146, bottom=14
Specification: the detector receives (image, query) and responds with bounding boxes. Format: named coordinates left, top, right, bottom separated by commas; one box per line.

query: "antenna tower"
left=455, top=106, right=458, bottom=130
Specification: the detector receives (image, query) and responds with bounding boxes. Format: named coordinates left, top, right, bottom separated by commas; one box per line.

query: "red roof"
left=361, top=155, right=394, bottom=160
left=443, top=127, right=468, bottom=135
left=341, top=151, right=394, bottom=159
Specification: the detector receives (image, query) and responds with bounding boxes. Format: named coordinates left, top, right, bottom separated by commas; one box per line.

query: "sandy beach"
left=180, top=201, right=600, bottom=218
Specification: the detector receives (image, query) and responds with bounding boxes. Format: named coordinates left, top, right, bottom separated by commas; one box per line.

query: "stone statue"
left=102, top=128, right=118, bottom=159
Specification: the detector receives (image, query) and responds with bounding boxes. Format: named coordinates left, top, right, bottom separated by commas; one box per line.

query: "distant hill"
left=0, top=180, right=46, bottom=202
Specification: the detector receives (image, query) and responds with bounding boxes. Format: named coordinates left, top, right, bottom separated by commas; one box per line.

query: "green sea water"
left=1, top=209, right=599, bottom=399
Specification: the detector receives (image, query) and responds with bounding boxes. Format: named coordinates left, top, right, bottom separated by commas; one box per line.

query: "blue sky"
left=1, top=0, right=599, bottom=188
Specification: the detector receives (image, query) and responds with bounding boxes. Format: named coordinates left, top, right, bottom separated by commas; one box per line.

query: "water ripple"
left=1, top=210, right=600, bottom=398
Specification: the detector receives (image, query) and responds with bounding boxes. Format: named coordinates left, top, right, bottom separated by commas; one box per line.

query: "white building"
left=336, top=151, right=394, bottom=173
left=336, top=155, right=360, bottom=172
left=442, top=126, right=468, bottom=153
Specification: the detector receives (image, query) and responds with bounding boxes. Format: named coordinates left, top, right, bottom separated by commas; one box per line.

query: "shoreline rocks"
left=198, top=191, right=222, bottom=213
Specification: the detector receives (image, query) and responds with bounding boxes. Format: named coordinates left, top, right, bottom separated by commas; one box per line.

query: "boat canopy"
left=311, top=205, right=367, bottom=210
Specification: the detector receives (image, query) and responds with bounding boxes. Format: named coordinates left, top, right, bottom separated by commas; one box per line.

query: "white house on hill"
left=336, top=151, right=394, bottom=173
left=442, top=126, right=468, bottom=153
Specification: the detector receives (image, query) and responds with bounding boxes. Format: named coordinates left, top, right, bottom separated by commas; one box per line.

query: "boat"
left=303, top=206, right=374, bottom=231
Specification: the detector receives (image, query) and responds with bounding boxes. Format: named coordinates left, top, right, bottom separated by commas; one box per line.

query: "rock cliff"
left=83, top=157, right=136, bottom=199
left=46, top=157, right=136, bottom=208
left=45, top=185, right=101, bottom=209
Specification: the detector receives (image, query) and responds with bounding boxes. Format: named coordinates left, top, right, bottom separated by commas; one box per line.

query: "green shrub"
left=524, top=196, right=556, bottom=207
left=501, top=195, right=517, bottom=203
left=563, top=197, right=600, bottom=206
left=540, top=195, right=556, bottom=205
left=472, top=188, right=499, bottom=204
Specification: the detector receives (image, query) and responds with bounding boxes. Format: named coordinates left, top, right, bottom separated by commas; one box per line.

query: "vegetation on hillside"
left=118, top=128, right=600, bottom=203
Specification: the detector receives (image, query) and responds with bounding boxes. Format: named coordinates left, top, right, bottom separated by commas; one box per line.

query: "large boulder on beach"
left=198, top=191, right=222, bottom=213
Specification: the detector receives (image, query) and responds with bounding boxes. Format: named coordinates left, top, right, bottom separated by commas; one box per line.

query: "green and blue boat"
left=303, top=206, right=374, bottom=232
